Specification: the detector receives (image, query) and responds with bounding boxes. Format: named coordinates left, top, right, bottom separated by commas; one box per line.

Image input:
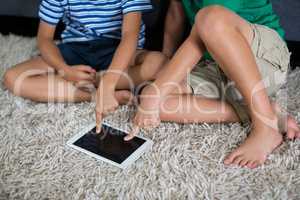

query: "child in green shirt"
left=126, top=0, right=300, bottom=168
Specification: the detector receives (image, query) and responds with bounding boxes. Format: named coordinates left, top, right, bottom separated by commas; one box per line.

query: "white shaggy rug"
left=0, top=34, right=300, bottom=200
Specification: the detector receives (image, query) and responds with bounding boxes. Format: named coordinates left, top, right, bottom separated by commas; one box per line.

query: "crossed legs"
left=3, top=50, right=167, bottom=103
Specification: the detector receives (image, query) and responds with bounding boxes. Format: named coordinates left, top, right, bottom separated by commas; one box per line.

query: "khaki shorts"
left=188, top=24, right=291, bottom=124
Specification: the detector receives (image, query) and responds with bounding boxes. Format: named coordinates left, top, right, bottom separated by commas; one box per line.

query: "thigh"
left=95, top=49, right=148, bottom=90
left=126, top=50, right=165, bottom=86
left=222, top=9, right=254, bottom=46
left=132, top=49, right=149, bottom=66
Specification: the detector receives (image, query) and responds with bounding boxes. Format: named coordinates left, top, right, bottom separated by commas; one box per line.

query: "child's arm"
left=100, top=12, right=141, bottom=90
left=37, top=21, right=96, bottom=83
left=95, top=12, right=142, bottom=132
left=37, top=21, right=68, bottom=72
left=163, top=0, right=187, bottom=58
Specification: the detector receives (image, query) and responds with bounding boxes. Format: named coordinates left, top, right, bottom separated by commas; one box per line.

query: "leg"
left=160, top=95, right=300, bottom=135
left=3, top=57, right=92, bottom=102
left=92, top=50, right=168, bottom=105
left=160, top=94, right=239, bottom=123
left=3, top=57, right=132, bottom=103
left=94, top=51, right=168, bottom=90
left=193, top=6, right=282, bottom=167
left=158, top=81, right=299, bottom=135
left=130, top=32, right=207, bottom=129
left=135, top=77, right=239, bottom=125
left=130, top=51, right=169, bottom=85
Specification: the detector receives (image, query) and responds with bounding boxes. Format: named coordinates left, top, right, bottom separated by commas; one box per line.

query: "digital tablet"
left=67, top=123, right=153, bottom=169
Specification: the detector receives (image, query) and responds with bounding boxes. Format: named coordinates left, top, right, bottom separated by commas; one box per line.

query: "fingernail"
left=124, top=135, right=131, bottom=141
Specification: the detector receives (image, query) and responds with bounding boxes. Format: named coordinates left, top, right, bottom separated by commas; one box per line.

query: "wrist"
left=59, top=63, right=70, bottom=71
left=100, top=71, right=120, bottom=90
left=99, top=76, right=116, bottom=92
left=57, top=64, right=71, bottom=77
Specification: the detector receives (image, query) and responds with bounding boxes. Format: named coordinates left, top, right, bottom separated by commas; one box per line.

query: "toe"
left=296, top=131, right=300, bottom=138
left=288, top=116, right=299, bottom=129
left=251, top=162, right=258, bottom=169
left=246, top=161, right=254, bottom=168
left=240, top=159, right=248, bottom=167
left=224, top=150, right=241, bottom=165
left=287, top=129, right=296, bottom=139
left=249, top=161, right=260, bottom=169
left=233, top=156, right=243, bottom=166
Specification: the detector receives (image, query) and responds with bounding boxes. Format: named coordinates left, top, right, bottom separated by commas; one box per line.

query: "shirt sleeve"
left=121, top=0, right=153, bottom=14
left=39, top=0, right=64, bottom=25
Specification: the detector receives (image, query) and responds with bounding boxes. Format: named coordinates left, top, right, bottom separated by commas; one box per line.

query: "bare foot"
left=224, top=102, right=300, bottom=169
left=285, top=116, right=300, bottom=139
left=114, top=90, right=135, bottom=105
left=124, top=97, right=161, bottom=141
left=134, top=97, right=161, bottom=129
left=135, top=85, right=162, bottom=128
left=124, top=86, right=161, bottom=141
left=224, top=125, right=283, bottom=168
left=272, top=103, right=300, bottom=139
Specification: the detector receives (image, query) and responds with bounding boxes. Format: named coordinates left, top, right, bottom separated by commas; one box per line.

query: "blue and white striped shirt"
left=39, top=0, right=153, bottom=48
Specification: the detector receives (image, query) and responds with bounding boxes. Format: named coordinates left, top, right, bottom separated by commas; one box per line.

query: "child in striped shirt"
left=4, top=0, right=167, bottom=119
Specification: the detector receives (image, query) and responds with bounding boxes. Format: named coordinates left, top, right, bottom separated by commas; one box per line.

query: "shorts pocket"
left=256, top=25, right=291, bottom=72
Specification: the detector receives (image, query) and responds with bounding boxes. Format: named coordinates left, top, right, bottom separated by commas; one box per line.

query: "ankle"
left=140, top=88, right=161, bottom=106
left=252, top=114, right=279, bottom=132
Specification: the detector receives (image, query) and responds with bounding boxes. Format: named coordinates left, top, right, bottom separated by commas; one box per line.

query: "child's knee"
left=3, top=64, right=28, bottom=94
left=195, top=6, right=232, bottom=38
left=141, top=51, right=168, bottom=79
left=3, top=67, right=17, bottom=91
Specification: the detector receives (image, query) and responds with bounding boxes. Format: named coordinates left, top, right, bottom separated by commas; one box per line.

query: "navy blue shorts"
left=58, top=38, right=120, bottom=71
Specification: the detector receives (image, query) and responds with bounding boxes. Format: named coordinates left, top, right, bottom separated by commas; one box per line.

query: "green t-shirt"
left=182, top=0, right=284, bottom=38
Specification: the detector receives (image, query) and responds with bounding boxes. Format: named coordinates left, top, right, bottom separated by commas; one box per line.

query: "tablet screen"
left=72, top=125, right=146, bottom=164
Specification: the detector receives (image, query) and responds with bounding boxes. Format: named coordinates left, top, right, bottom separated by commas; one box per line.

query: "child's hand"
left=59, top=65, right=96, bottom=84
left=95, top=81, right=119, bottom=133
left=124, top=86, right=161, bottom=141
